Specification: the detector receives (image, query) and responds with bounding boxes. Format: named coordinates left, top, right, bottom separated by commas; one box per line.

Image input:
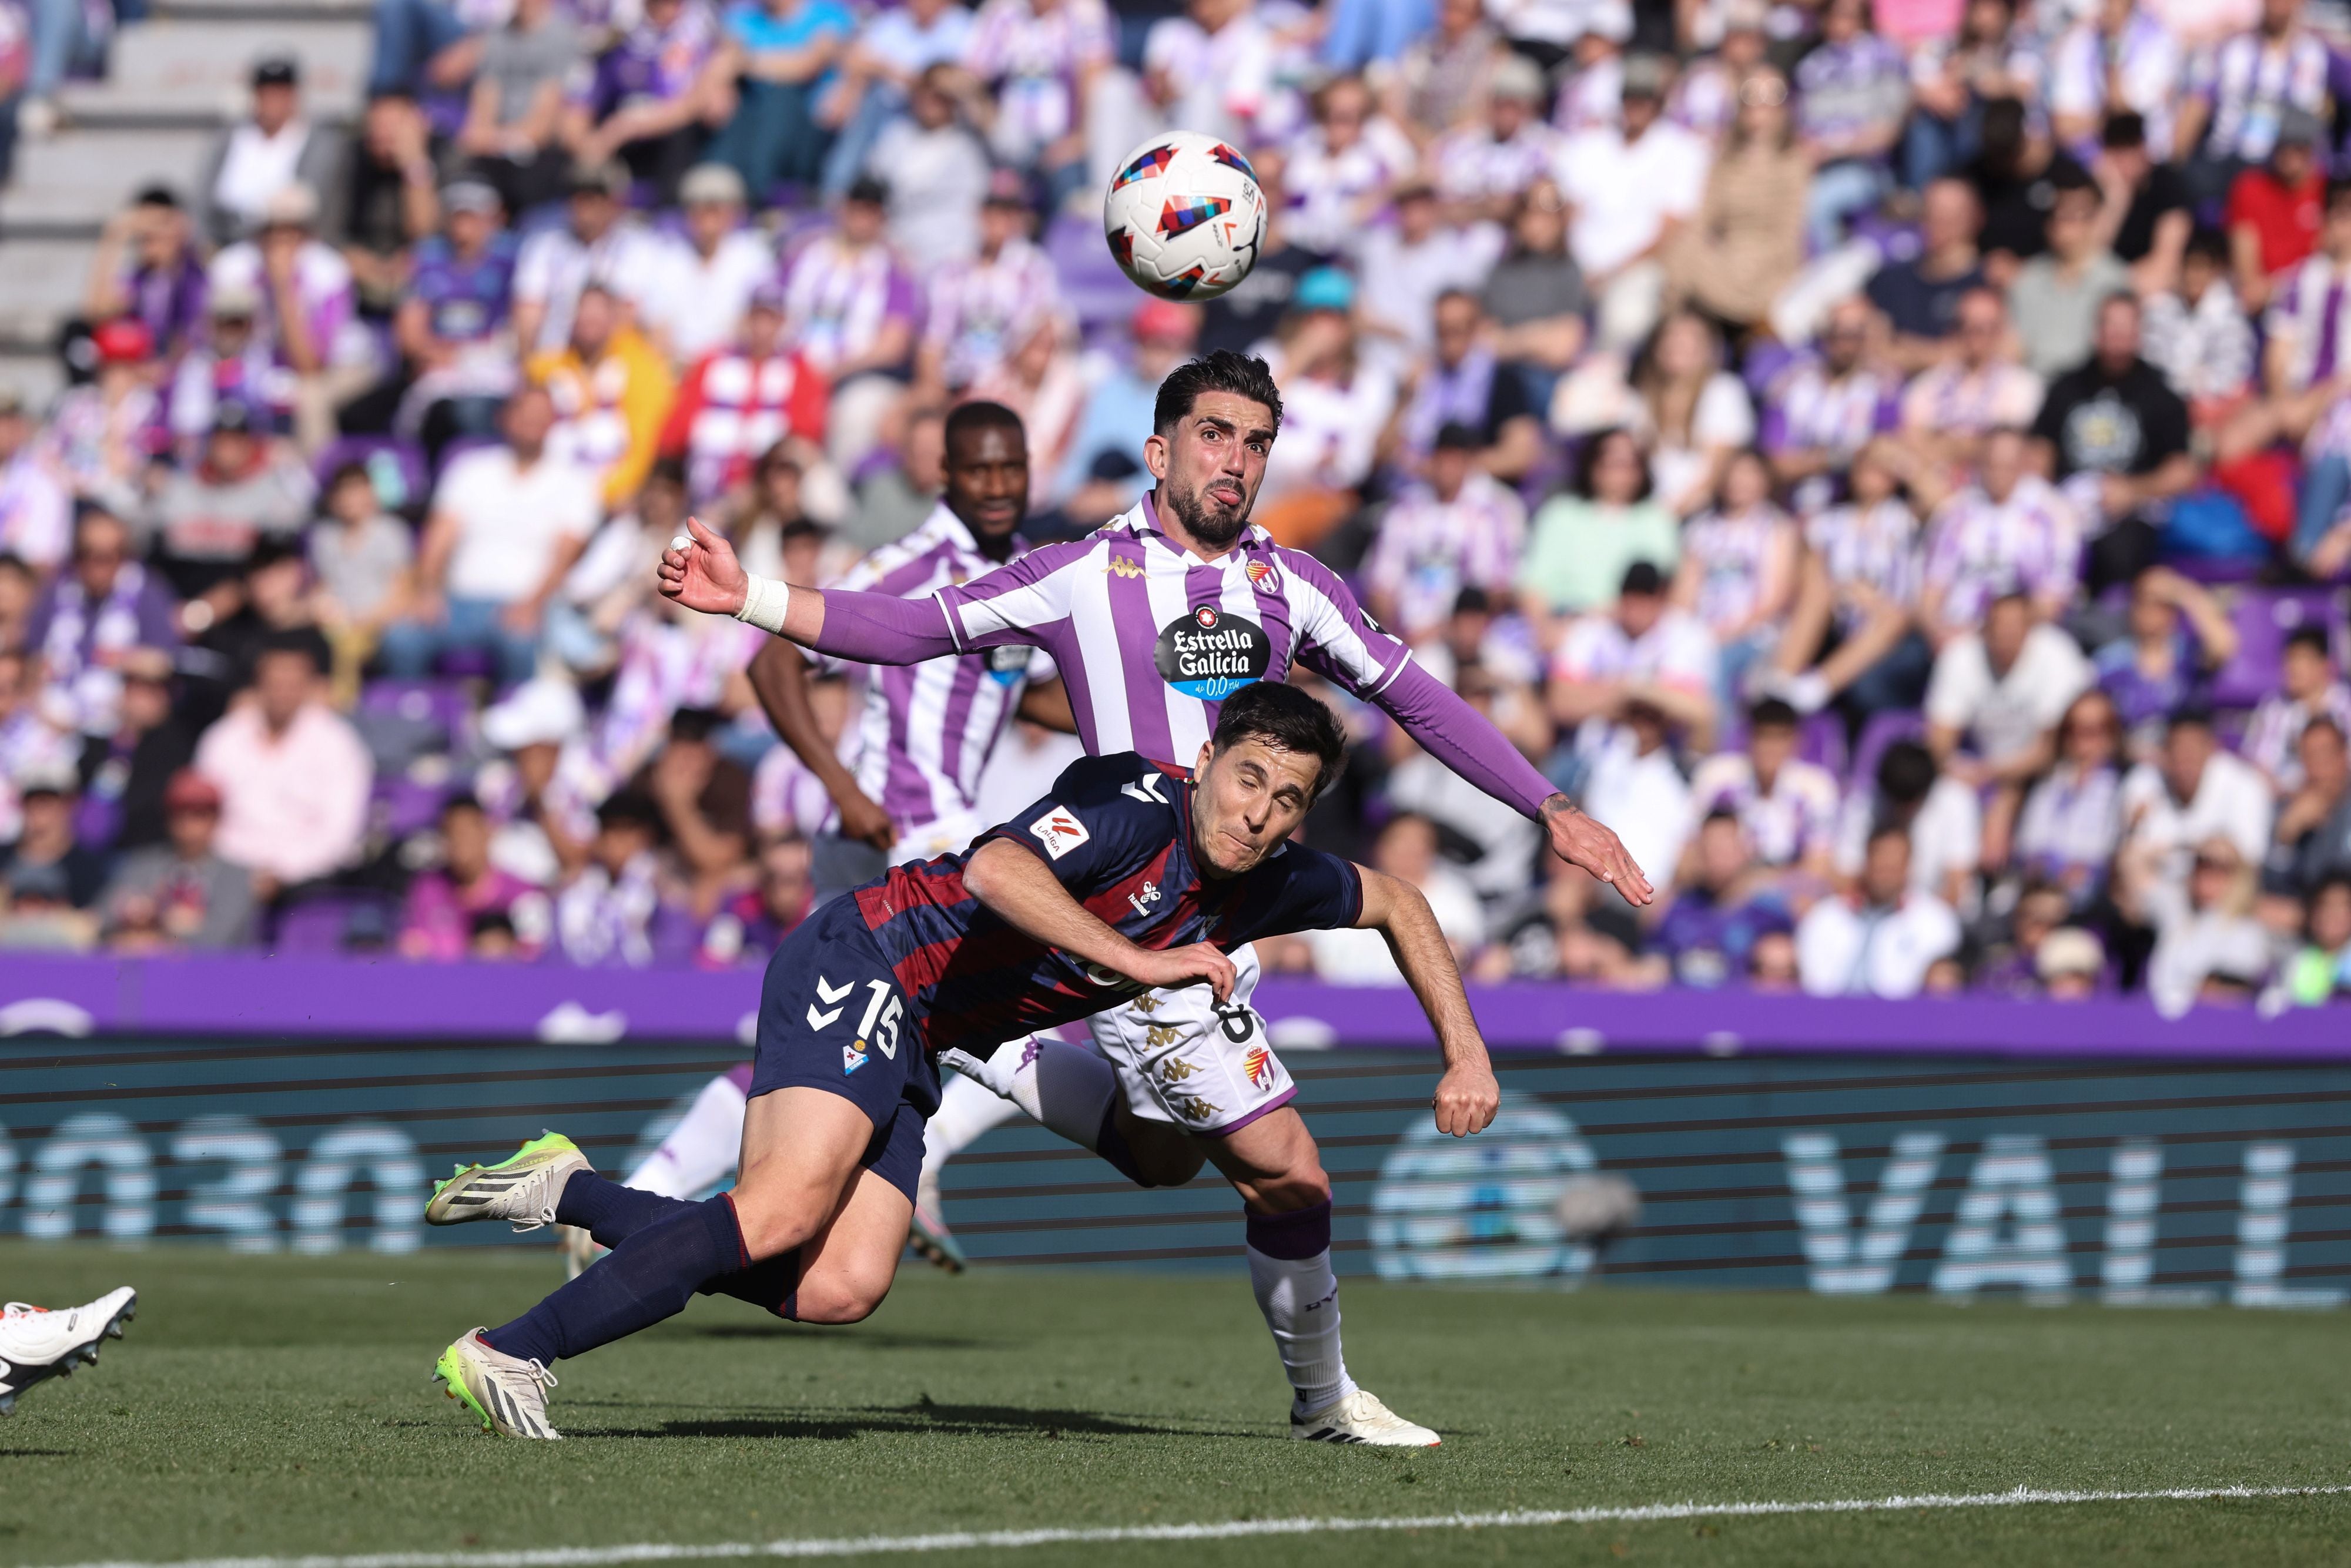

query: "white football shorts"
left=1084, top=945, right=1295, bottom=1135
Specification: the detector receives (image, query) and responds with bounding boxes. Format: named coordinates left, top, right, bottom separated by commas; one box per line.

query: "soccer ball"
left=1103, top=130, right=1268, bottom=303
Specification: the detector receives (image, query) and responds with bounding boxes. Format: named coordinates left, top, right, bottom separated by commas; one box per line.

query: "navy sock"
left=555, top=1171, right=694, bottom=1249
left=486, top=1194, right=748, bottom=1365
left=702, top=1249, right=803, bottom=1320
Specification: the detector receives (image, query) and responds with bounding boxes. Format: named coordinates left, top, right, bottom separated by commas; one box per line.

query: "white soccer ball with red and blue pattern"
left=1103, top=130, right=1268, bottom=303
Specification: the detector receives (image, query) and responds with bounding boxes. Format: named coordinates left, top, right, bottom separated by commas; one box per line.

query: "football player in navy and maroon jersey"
left=423, top=683, right=1499, bottom=1442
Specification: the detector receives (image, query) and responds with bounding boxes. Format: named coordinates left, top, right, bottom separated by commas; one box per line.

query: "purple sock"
left=486, top=1194, right=748, bottom=1365
left=555, top=1171, right=694, bottom=1249
left=1244, top=1199, right=1332, bottom=1259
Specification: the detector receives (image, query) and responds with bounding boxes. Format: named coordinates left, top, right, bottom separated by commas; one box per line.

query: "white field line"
left=43, top=1483, right=2351, bottom=1568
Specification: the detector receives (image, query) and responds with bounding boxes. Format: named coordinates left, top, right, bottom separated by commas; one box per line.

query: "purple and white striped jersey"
left=934, top=495, right=1412, bottom=768
left=1920, top=476, right=2084, bottom=631
left=2189, top=28, right=2330, bottom=163
left=2262, top=253, right=2351, bottom=393
left=1759, top=360, right=1902, bottom=464
left=836, top=504, right=1057, bottom=832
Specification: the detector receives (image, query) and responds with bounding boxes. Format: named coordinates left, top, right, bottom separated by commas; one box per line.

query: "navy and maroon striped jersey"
left=851, top=751, right=1363, bottom=1058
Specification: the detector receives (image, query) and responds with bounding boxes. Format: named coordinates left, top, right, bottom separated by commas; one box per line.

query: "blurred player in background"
left=568, top=401, right=1074, bottom=1277
left=657, top=349, right=1649, bottom=1446
left=0, top=1288, right=136, bottom=1415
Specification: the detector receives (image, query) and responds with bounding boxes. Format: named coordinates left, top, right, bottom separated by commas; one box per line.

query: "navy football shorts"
left=748, top=899, right=940, bottom=1204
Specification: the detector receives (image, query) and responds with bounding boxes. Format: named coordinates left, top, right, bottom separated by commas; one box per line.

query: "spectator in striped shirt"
left=2242, top=626, right=2351, bottom=793
left=661, top=281, right=830, bottom=508
left=2142, top=226, right=2258, bottom=424
left=1898, top=286, right=2044, bottom=470
left=2014, top=687, right=2126, bottom=903
left=1687, top=697, right=1841, bottom=879
left=1792, top=0, right=1907, bottom=253
left=1362, top=423, right=1528, bottom=646
left=1761, top=296, right=1903, bottom=505
left=1673, top=447, right=1800, bottom=710
left=2175, top=0, right=2330, bottom=206
left=1914, top=426, right=2084, bottom=640
left=780, top=177, right=919, bottom=469
left=2224, top=176, right=2351, bottom=461
left=1773, top=438, right=1928, bottom=721
left=915, top=177, right=1059, bottom=397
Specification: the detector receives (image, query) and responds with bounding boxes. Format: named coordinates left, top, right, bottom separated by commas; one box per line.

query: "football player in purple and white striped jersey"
left=579, top=404, right=1075, bottom=1278
left=660, top=349, right=1651, bottom=1443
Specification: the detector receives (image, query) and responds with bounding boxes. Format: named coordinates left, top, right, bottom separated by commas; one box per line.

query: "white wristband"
left=733, top=573, right=792, bottom=636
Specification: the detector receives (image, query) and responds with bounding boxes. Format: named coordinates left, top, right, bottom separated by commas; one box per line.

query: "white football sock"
left=917, top=1072, right=1023, bottom=1207
left=956, top=1035, right=1120, bottom=1151
left=624, top=1071, right=749, bottom=1200
left=1246, top=1245, right=1355, bottom=1416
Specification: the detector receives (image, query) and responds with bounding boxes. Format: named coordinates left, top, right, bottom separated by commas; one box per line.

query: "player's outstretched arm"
left=656, top=515, right=962, bottom=665
left=1355, top=865, right=1499, bottom=1138
left=1376, top=662, right=1655, bottom=907
left=964, top=839, right=1237, bottom=1001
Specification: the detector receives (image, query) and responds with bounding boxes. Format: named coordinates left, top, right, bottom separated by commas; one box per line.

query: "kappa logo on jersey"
left=1243, top=1045, right=1275, bottom=1090
left=1154, top=604, right=1270, bottom=700
left=1028, top=805, right=1091, bottom=859
left=985, top=643, right=1030, bottom=687
left=1105, top=554, right=1146, bottom=578
left=1246, top=559, right=1278, bottom=594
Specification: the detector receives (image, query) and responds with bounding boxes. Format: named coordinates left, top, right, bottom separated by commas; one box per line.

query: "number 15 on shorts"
left=812, top=976, right=903, bottom=1076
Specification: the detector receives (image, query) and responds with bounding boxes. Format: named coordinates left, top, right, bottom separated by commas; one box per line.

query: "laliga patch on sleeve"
left=1029, top=805, right=1091, bottom=859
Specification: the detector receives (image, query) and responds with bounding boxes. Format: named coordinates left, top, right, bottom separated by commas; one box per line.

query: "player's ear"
left=1143, top=431, right=1170, bottom=481
left=1194, top=740, right=1215, bottom=778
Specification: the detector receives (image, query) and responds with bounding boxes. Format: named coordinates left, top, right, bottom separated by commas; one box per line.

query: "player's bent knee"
left=1252, top=1166, right=1331, bottom=1211
left=725, top=1186, right=834, bottom=1262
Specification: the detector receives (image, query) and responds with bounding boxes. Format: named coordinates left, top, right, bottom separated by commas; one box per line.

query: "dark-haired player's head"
left=941, top=400, right=1029, bottom=550
left=1148, top=350, right=1284, bottom=552
left=1190, top=681, right=1346, bottom=876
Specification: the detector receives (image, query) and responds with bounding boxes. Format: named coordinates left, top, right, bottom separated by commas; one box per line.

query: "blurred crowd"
left=0, top=0, right=2348, bottom=1013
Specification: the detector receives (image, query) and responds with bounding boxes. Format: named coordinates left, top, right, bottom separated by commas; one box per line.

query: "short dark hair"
left=1153, top=350, right=1283, bottom=437
left=597, top=789, right=663, bottom=834
left=1750, top=696, right=1799, bottom=732
left=2185, top=225, right=2230, bottom=267
left=1210, top=681, right=1347, bottom=803
left=1877, top=739, right=1937, bottom=806
left=256, top=629, right=323, bottom=674
left=2285, top=625, right=2330, bottom=658
left=1570, top=428, right=1652, bottom=501
left=2327, top=175, right=2351, bottom=213
left=944, top=399, right=1026, bottom=454
left=2101, top=110, right=2146, bottom=150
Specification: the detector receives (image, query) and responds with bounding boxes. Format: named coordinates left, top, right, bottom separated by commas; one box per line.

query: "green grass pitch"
left=2, top=1239, right=2347, bottom=1567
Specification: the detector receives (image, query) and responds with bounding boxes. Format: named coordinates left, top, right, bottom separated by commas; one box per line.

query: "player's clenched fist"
left=1432, top=1061, right=1500, bottom=1138
left=657, top=515, right=749, bottom=618
left=1122, top=942, right=1238, bottom=1004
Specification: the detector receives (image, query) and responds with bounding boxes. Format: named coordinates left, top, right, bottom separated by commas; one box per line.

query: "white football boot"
left=1290, top=1388, right=1441, bottom=1446
left=0, top=1288, right=136, bottom=1415
left=434, top=1329, right=561, bottom=1439
left=426, top=1131, right=590, bottom=1232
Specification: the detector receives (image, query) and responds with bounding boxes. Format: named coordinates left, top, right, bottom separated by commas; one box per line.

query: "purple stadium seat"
left=2208, top=588, right=2342, bottom=709
left=1850, top=708, right=1925, bottom=790
left=2166, top=555, right=2265, bottom=585
left=269, top=894, right=394, bottom=957
left=373, top=776, right=454, bottom=841
left=1799, top=711, right=1848, bottom=778
left=1044, top=212, right=1144, bottom=334
left=359, top=679, right=473, bottom=752
left=313, top=435, right=427, bottom=513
